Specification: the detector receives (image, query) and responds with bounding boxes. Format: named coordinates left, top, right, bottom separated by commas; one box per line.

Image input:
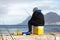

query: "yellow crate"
left=33, top=26, right=44, bottom=35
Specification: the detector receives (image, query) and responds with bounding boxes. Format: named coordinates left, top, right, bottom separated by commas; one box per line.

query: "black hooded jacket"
left=29, top=11, right=45, bottom=26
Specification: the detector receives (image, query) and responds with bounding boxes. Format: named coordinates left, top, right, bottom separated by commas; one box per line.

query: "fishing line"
left=24, top=9, right=32, bottom=16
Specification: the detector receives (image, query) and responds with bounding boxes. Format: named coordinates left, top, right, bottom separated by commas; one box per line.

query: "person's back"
left=30, top=10, right=45, bottom=26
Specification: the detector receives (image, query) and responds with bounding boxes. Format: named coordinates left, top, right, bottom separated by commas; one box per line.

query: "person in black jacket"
left=28, top=7, right=45, bottom=33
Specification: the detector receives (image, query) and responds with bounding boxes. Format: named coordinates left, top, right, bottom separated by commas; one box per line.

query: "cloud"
left=0, top=0, right=35, bottom=4
left=0, top=0, right=60, bottom=25
left=0, top=5, right=8, bottom=18
left=0, top=6, right=7, bottom=13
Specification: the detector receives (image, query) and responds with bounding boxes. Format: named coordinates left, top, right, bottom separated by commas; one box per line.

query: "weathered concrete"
left=0, top=33, right=60, bottom=40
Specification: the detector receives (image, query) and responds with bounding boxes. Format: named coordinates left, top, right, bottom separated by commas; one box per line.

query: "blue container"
left=22, top=32, right=30, bottom=35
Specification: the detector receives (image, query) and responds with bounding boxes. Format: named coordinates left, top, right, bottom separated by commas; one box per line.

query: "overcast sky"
left=0, top=0, right=60, bottom=25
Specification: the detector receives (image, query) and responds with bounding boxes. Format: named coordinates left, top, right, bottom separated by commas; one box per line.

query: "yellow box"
left=33, top=26, right=44, bottom=35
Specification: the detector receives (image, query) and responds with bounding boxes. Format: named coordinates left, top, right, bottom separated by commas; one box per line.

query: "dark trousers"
left=28, top=20, right=33, bottom=33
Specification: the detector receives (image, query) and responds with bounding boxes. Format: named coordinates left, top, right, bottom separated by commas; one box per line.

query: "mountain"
left=44, top=12, right=60, bottom=25
left=18, top=12, right=60, bottom=25
left=18, top=16, right=31, bottom=25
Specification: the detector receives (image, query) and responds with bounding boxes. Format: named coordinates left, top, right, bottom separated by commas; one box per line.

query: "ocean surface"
left=0, top=25, right=60, bottom=34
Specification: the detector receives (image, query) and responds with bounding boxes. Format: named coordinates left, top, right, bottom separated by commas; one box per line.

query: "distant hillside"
left=18, top=16, right=31, bottom=25
left=45, top=12, right=60, bottom=25
left=18, top=12, right=60, bottom=25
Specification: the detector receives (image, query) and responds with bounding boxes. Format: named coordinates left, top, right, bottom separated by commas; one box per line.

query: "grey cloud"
left=0, top=0, right=35, bottom=16
left=0, top=7, right=6, bottom=14
left=0, top=0, right=35, bottom=4
left=0, top=5, right=8, bottom=18
left=38, top=6, right=58, bottom=10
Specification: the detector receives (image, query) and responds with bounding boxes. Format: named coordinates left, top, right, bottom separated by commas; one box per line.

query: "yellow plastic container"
left=33, top=26, right=44, bottom=35
left=16, top=30, right=22, bottom=35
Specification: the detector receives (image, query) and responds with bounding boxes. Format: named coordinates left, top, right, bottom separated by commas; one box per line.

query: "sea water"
left=0, top=25, right=60, bottom=34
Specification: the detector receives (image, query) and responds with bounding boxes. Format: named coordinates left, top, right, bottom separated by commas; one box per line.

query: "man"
left=28, top=7, right=45, bottom=33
